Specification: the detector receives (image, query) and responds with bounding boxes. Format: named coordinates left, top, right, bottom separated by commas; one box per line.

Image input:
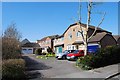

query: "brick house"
left=37, top=35, right=59, bottom=53
left=53, top=22, right=117, bottom=53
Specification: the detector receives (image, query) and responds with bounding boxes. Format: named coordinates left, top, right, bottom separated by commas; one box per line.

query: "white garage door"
left=22, top=48, right=33, bottom=54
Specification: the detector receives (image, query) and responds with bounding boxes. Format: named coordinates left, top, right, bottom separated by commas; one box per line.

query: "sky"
left=2, top=2, right=118, bottom=42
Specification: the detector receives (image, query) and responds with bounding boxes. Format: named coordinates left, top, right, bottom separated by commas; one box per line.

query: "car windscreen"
left=63, top=50, right=68, bottom=53
left=73, top=50, right=79, bottom=53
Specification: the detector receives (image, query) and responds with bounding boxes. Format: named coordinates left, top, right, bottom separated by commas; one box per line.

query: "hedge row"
left=76, top=46, right=120, bottom=70
left=2, top=59, right=26, bottom=79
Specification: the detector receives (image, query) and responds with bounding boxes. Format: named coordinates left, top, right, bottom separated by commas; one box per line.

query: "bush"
left=2, top=37, right=21, bottom=60
left=42, top=52, right=46, bottom=55
left=47, top=47, right=53, bottom=53
left=35, top=48, right=42, bottom=55
left=76, top=46, right=120, bottom=70
left=2, top=59, right=26, bottom=79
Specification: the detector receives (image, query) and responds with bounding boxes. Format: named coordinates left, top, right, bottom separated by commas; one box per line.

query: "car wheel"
left=74, top=57, right=78, bottom=61
left=62, top=55, right=66, bottom=60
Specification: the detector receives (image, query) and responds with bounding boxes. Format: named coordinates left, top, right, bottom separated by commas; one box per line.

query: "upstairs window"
left=68, top=33, right=72, bottom=40
left=76, top=31, right=81, bottom=37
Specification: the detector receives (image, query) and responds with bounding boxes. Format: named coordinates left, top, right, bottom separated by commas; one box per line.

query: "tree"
left=77, top=0, right=106, bottom=56
left=47, top=47, right=53, bottom=53
left=35, top=48, right=42, bottom=55
left=4, top=23, right=22, bottom=41
left=2, top=22, right=22, bottom=59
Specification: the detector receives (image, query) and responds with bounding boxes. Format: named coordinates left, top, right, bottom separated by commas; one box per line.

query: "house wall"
left=64, top=24, right=94, bottom=50
left=54, top=37, right=64, bottom=46
left=100, top=34, right=117, bottom=48
left=38, top=37, right=52, bottom=48
left=53, top=37, right=64, bottom=53
left=54, top=46, right=64, bottom=53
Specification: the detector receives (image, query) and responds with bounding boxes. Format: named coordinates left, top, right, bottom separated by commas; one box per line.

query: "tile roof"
left=22, top=43, right=40, bottom=47
left=63, top=22, right=111, bottom=35
left=37, top=35, right=59, bottom=41
left=88, top=32, right=107, bottom=42
left=73, top=32, right=111, bottom=44
left=21, top=38, right=30, bottom=45
left=113, top=35, right=120, bottom=41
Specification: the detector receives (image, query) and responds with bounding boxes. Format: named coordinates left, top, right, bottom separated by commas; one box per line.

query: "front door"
left=58, top=47, right=62, bottom=53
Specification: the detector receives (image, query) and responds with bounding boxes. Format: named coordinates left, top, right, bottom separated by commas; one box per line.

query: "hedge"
left=2, top=59, right=26, bottom=79
left=76, top=46, right=120, bottom=70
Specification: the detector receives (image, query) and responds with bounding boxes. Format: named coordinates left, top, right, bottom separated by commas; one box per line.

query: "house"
left=21, top=39, right=40, bottom=54
left=21, top=38, right=30, bottom=45
left=53, top=35, right=64, bottom=53
left=88, top=32, right=116, bottom=48
left=37, top=35, right=59, bottom=53
left=53, top=22, right=117, bottom=53
left=63, top=22, right=115, bottom=50
left=113, top=35, right=120, bottom=46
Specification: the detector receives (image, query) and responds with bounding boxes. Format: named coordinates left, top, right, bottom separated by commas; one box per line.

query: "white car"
left=55, top=50, right=75, bottom=60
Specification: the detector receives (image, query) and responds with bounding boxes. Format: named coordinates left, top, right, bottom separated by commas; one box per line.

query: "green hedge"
left=76, top=46, right=120, bottom=70
left=2, top=59, right=26, bottom=79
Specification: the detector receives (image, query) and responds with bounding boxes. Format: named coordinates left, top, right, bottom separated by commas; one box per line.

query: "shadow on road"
left=22, top=55, right=52, bottom=79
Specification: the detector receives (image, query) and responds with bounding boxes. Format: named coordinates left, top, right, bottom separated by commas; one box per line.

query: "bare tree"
left=4, top=23, right=22, bottom=41
left=2, top=22, right=22, bottom=59
left=77, top=0, right=106, bottom=56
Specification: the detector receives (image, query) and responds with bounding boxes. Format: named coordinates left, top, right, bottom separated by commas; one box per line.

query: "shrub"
left=47, top=47, right=53, bottom=53
left=2, top=37, right=21, bottom=60
left=76, top=46, right=120, bottom=70
left=2, top=59, right=26, bottom=79
left=35, top=48, right=42, bottom=55
left=42, top=52, right=47, bottom=55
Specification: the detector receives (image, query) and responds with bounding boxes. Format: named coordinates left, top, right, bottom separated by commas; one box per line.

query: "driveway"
left=22, top=54, right=83, bottom=79
left=23, top=54, right=119, bottom=79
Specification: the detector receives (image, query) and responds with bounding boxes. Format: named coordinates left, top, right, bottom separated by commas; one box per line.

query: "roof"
left=54, top=44, right=64, bottom=47
left=73, top=32, right=110, bottom=44
left=55, top=34, right=64, bottom=39
left=113, top=35, right=120, bottom=41
left=63, top=22, right=111, bottom=35
left=21, top=38, right=30, bottom=45
left=72, top=41, right=83, bottom=45
left=88, top=32, right=107, bottom=42
left=37, top=35, right=59, bottom=41
left=22, top=43, right=40, bottom=47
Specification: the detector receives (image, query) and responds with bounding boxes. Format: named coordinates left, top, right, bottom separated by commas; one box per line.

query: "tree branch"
left=87, top=12, right=106, bottom=41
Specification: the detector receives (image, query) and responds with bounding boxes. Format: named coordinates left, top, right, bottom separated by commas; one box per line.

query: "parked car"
left=55, top=50, right=75, bottom=60
left=67, top=50, right=84, bottom=60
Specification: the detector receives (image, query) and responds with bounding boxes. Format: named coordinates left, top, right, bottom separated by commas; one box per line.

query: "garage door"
left=22, top=48, right=33, bottom=54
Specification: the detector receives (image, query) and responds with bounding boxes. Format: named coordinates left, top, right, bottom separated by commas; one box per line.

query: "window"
left=23, top=49, right=26, bottom=50
left=76, top=31, right=81, bottom=37
left=73, top=29, right=75, bottom=31
left=68, top=33, right=72, bottom=39
left=61, top=37, right=64, bottom=41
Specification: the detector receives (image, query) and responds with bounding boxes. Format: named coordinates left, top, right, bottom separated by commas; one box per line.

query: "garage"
left=21, top=42, right=40, bottom=54
left=22, top=48, right=33, bottom=54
